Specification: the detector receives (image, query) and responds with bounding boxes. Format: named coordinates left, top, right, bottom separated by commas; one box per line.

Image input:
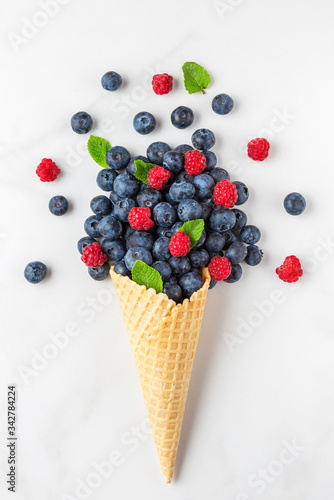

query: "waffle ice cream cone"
left=110, top=266, right=210, bottom=483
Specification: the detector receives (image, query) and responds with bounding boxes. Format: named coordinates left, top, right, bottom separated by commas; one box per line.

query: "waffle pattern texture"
left=110, top=266, right=210, bottom=483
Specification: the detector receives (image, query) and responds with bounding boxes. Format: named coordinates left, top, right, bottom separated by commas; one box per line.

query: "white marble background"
left=1, top=0, right=334, bottom=498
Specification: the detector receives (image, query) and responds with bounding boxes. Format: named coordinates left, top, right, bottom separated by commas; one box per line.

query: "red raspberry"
left=81, top=242, right=107, bottom=268
left=147, top=166, right=171, bottom=190
left=152, top=73, right=173, bottom=95
left=247, top=138, right=270, bottom=161
left=184, top=150, right=206, bottom=176
left=128, top=207, right=154, bottom=231
left=213, top=179, right=238, bottom=208
left=169, top=232, right=191, bottom=257
left=276, top=255, right=303, bottom=283
left=208, top=256, right=232, bottom=281
left=36, top=158, right=61, bottom=182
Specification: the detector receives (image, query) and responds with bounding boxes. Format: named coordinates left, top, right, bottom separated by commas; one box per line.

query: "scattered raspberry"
left=208, top=256, right=232, bottom=281
left=213, top=179, right=238, bottom=208
left=152, top=73, right=173, bottom=95
left=276, top=255, right=303, bottom=283
left=169, top=231, right=191, bottom=257
left=36, top=158, right=61, bottom=182
left=247, top=138, right=270, bottom=161
left=128, top=207, right=154, bottom=231
left=184, top=150, right=206, bottom=176
left=147, top=166, right=171, bottom=190
left=81, top=242, right=107, bottom=268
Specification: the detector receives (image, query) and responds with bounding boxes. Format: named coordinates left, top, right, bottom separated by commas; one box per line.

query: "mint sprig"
left=131, top=261, right=163, bottom=294
left=87, top=136, right=111, bottom=168
left=179, top=219, right=205, bottom=248
left=182, top=62, right=211, bottom=95
left=134, top=160, right=156, bottom=184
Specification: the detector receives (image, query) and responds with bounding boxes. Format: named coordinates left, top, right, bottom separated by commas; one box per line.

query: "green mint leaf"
left=182, top=62, right=211, bottom=95
left=131, top=260, right=163, bottom=294
left=87, top=136, right=111, bottom=168
left=134, top=160, right=156, bottom=185
left=179, top=219, right=205, bottom=248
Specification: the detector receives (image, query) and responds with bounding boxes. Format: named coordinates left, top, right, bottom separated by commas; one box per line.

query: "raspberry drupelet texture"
left=128, top=207, right=154, bottom=231
left=276, top=255, right=303, bottom=283
left=247, top=138, right=270, bottom=161
left=208, top=256, right=232, bottom=281
left=152, top=73, right=173, bottom=95
left=36, top=158, right=61, bottom=182
left=213, top=179, right=238, bottom=208
left=81, top=242, right=108, bottom=268
left=169, top=232, right=191, bottom=257
left=184, top=150, right=206, bottom=176
left=147, top=166, right=171, bottom=190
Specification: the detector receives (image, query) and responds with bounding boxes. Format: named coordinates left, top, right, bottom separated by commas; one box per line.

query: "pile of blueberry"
left=78, top=127, right=263, bottom=302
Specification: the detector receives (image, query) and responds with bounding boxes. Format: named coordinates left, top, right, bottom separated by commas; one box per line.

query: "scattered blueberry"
left=127, top=156, right=149, bottom=176
left=90, top=195, right=112, bottom=216
left=224, top=264, right=242, bottom=283
left=24, top=261, right=47, bottom=284
left=212, top=93, right=234, bottom=115
left=77, top=236, right=95, bottom=254
left=223, top=231, right=238, bottom=250
left=133, top=112, right=156, bottom=135
left=225, top=242, right=247, bottom=264
left=177, top=199, right=202, bottom=222
left=105, top=146, right=130, bottom=170
left=126, top=231, right=154, bottom=251
left=234, top=181, right=249, bottom=205
left=84, top=215, right=103, bottom=238
left=96, top=169, right=117, bottom=191
left=169, top=180, right=195, bottom=203
left=240, top=225, right=261, bottom=245
left=203, top=151, right=217, bottom=171
left=210, top=208, right=236, bottom=233
left=205, top=231, right=225, bottom=253
left=171, top=106, right=194, bottom=129
left=113, top=173, right=139, bottom=198
left=152, top=237, right=172, bottom=261
left=174, top=144, right=193, bottom=156
left=284, top=192, right=306, bottom=216
left=190, top=174, right=215, bottom=198
left=210, top=167, right=230, bottom=182
left=49, top=195, right=69, bottom=216
left=191, top=129, right=215, bottom=151
left=231, top=209, right=247, bottom=230
left=137, top=188, right=163, bottom=209
left=99, top=215, right=123, bottom=240
left=88, top=262, right=110, bottom=281
left=163, top=151, right=184, bottom=173
left=153, top=202, right=177, bottom=227
left=245, top=245, right=263, bottom=266
left=113, top=198, right=136, bottom=222
left=147, top=142, right=171, bottom=165
left=101, top=71, right=122, bottom=91
left=101, top=239, right=125, bottom=264
left=71, top=111, right=93, bottom=134
left=113, top=261, right=131, bottom=277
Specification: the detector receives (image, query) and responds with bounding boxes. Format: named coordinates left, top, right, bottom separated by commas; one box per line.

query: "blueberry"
left=109, top=191, right=122, bottom=205
left=171, top=106, right=194, bottom=129
left=177, top=199, right=202, bottom=222
left=90, top=195, right=112, bottom=216
left=205, top=231, right=225, bottom=253
left=203, top=151, right=217, bottom=171
left=209, top=208, right=236, bottom=233
left=191, top=129, right=215, bottom=151
left=179, top=271, right=204, bottom=298
left=152, top=237, right=171, bottom=261
left=225, top=242, right=247, bottom=264
left=133, top=112, right=156, bottom=135
left=127, top=155, right=149, bottom=176
left=153, top=202, right=176, bottom=227
left=84, top=215, right=103, bottom=238
left=155, top=227, right=173, bottom=239
left=24, top=261, right=47, bottom=284
left=152, top=261, right=172, bottom=281
left=174, top=144, right=193, bottom=156
left=209, top=278, right=217, bottom=289
left=147, top=142, right=171, bottom=165
left=71, top=111, right=93, bottom=134
left=169, top=180, right=195, bottom=203
left=48, top=195, right=69, bottom=216
left=124, top=225, right=135, bottom=240
left=88, top=262, right=110, bottom=281
left=212, top=93, right=234, bottom=115
left=171, top=221, right=184, bottom=234
left=163, top=282, right=182, bottom=303
left=126, top=231, right=154, bottom=251
left=223, top=231, right=238, bottom=250
left=101, top=239, right=125, bottom=264
left=284, top=192, right=306, bottom=216
left=240, top=225, right=261, bottom=245
left=224, top=263, right=242, bottom=283
left=190, top=174, right=215, bottom=198
left=200, top=198, right=214, bottom=220
left=136, top=188, right=162, bottom=209
left=124, top=247, right=153, bottom=271
left=161, top=186, right=177, bottom=205
left=245, top=245, right=263, bottom=266
left=113, top=261, right=131, bottom=277
left=77, top=236, right=95, bottom=254
left=189, top=248, right=209, bottom=267
left=234, top=181, right=249, bottom=205
left=163, top=150, right=184, bottom=173
left=193, top=228, right=206, bottom=249
left=168, top=256, right=191, bottom=277
left=113, top=198, right=136, bottom=222
left=105, top=146, right=130, bottom=170
left=96, top=169, right=117, bottom=191
left=113, top=173, right=139, bottom=198
left=99, top=215, right=123, bottom=240
left=101, top=71, right=122, bottom=91
left=210, top=167, right=230, bottom=183
left=231, top=209, right=247, bottom=230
